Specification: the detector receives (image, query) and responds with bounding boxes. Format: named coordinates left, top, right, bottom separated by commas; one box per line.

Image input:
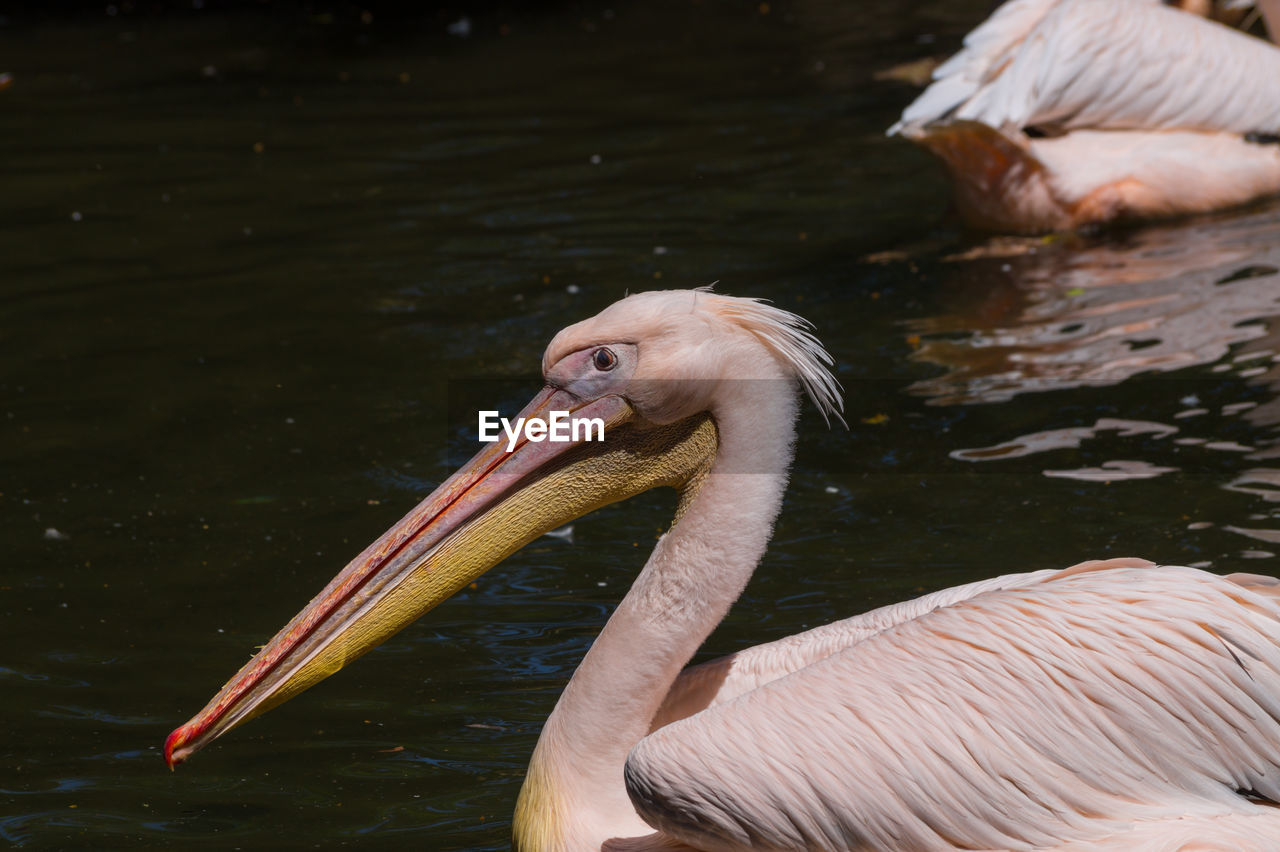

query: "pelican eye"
left=592, top=347, right=618, bottom=371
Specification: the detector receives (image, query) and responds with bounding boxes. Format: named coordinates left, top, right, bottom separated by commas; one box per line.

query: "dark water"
left=5, top=2, right=1280, bottom=848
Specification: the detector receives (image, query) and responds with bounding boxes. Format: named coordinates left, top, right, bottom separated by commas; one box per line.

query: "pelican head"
left=164, top=288, right=841, bottom=767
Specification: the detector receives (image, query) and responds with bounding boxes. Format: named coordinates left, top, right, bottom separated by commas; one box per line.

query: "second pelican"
left=890, top=0, right=1280, bottom=233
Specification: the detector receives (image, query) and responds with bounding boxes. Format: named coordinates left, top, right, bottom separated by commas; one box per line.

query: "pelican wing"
left=627, top=563, right=1280, bottom=850
left=650, top=563, right=1118, bottom=730
left=893, top=0, right=1280, bottom=137
left=890, top=0, right=1064, bottom=134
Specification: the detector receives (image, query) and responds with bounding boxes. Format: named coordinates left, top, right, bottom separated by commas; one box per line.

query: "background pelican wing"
left=896, top=0, right=1280, bottom=137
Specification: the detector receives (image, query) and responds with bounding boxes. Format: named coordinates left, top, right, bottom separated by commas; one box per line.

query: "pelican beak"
left=165, top=387, right=717, bottom=768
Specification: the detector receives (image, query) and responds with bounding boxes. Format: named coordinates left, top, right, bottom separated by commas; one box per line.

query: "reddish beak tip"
left=164, top=724, right=192, bottom=769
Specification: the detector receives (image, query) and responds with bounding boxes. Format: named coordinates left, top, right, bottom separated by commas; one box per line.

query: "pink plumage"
left=890, top=0, right=1280, bottom=232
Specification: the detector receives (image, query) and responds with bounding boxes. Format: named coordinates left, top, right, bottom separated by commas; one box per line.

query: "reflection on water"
left=909, top=201, right=1280, bottom=412
left=1228, top=468, right=1280, bottom=502
left=1039, top=460, right=1178, bottom=482
left=952, top=418, right=1178, bottom=460
left=916, top=204, right=1280, bottom=555
left=953, top=419, right=1181, bottom=481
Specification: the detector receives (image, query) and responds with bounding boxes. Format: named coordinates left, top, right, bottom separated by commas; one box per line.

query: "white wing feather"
left=629, top=564, right=1280, bottom=850
left=890, top=0, right=1063, bottom=134
left=651, top=563, right=1120, bottom=729
left=893, top=0, right=1280, bottom=137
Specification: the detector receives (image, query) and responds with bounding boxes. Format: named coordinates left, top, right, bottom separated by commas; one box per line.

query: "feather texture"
left=890, top=0, right=1280, bottom=231
left=629, top=563, right=1280, bottom=850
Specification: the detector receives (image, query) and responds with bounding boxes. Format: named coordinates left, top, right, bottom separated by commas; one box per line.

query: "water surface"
left=5, top=2, right=1280, bottom=848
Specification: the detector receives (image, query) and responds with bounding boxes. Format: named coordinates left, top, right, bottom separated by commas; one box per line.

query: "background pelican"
left=889, top=0, right=1280, bottom=233
left=166, top=289, right=1280, bottom=850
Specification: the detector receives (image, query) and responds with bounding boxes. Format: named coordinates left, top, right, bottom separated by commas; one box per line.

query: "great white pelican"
left=888, top=0, right=1280, bottom=233
left=166, top=289, right=1280, bottom=850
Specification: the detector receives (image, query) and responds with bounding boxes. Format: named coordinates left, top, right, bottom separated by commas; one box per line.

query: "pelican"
left=165, top=289, right=1280, bottom=850
left=888, top=0, right=1280, bottom=233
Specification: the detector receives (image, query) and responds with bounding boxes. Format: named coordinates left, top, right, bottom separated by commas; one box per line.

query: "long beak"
left=165, top=387, right=717, bottom=767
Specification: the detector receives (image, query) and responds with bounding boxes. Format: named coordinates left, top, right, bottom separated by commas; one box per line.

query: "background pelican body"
left=890, top=0, right=1280, bottom=232
left=167, top=290, right=1280, bottom=850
